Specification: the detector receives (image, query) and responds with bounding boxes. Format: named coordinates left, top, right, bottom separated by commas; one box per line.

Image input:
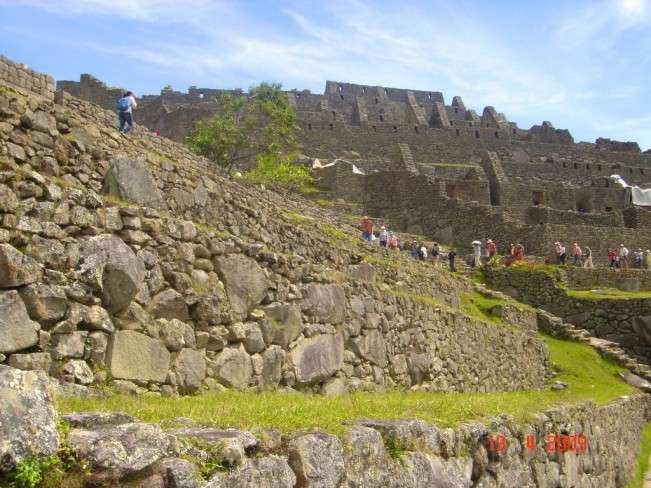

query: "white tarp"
left=312, top=158, right=366, bottom=175
left=610, top=174, right=651, bottom=206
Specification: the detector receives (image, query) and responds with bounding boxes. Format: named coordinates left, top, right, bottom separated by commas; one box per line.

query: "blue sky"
left=2, top=0, right=650, bottom=149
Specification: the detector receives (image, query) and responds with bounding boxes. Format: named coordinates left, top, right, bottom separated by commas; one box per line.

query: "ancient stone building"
left=57, top=75, right=651, bottom=261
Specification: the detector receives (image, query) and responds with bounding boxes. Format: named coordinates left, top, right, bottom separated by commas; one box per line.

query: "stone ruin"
left=57, top=74, right=651, bottom=263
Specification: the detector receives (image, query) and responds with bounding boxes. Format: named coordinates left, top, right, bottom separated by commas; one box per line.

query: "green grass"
left=626, top=422, right=651, bottom=488
left=460, top=292, right=508, bottom=326
left=56, top=335, right=637, bottom=436
left=565, top=288, right=651, bottom=300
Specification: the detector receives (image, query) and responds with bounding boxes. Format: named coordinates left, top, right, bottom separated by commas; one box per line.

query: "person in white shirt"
left=117, top=91, right=138, bottom=133
left=619, top=244, right=629, bottom=268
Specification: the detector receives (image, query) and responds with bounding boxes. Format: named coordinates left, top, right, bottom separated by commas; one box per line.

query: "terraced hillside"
left=0, top=61, right=650, bottom=487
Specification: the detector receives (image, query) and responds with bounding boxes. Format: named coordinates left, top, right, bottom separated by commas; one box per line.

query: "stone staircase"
left=397, top=143, right=419, bottom=174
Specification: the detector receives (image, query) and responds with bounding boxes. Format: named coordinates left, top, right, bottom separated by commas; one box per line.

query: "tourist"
left=472, top=240, right=482, bottom=268
left=555, top=242, right=566, bottom=265
left=571, top=242, right=582, bottom=266
left=634, top=248, right=644, bottom=268
left=117, top=91, right=137, bottom=134
left=419, top=243, right=428, bottom=261
left=387, top=231, right=398, bottom=250
left=378, top=226, right=388, bottom=247
left=487, top=239, right=497, bottom=259
left=448, top=249, right=457, bottom=272
left=360, top=216, right=373, bottom=241
left=608, top=248, right=618, bottom=268
left=431, top=242, right=440, bottom=267
left=411, top=242, right=421, bottom=260
left=514, top=243, right=525, bottom=262
left=619, top=243, right=629, bottom=268
left=583, top=246, right=594, bottom=268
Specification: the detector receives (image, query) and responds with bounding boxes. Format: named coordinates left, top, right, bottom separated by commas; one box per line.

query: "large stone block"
left=0, top=243, right=41, bottom=288
left=173, top=348, right=206, bottom=393
left=302, top=284, right=346, bottom=324
left=216, top=254, right=269, bottom=319
left=288, top=432, right=345, bottom=487
left=0, top=365, right=59, bottom=472
left=290, top=333, right=344, bottom=384
left=350, top=329, right=388, bottom=367
left=79, top=234, right=145, bottom=314
left=150, top=289, right=190, bottom=321
left=206, top=455, right=296, bottom=488
left=213, top=345, right=252, bottom=389
left=262, top=303, right=302, bottom=348
left=19, top=284, right=68, bottom=326
left=0, top=291, right=39, bottom=354
left=102, top=156, right=166, bottom=209
left=107, top=331, right=170, bottom=383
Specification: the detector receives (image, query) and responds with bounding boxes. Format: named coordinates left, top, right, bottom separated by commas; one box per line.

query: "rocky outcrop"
left=102, top=156, right=166, bottom=209
left=0, top=366, right=59, bottom=472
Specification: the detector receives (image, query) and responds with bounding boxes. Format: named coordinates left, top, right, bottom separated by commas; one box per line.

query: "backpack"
left=117, top=97, right=130, bottom=112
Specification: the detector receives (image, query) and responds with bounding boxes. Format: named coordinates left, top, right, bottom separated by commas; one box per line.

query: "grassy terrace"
left=57, top=335, right=637, bottom=436
left=565, top=288, right=651, bottom=300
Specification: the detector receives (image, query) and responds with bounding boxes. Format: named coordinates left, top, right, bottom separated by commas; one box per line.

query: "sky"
left=1, top=0, right=650, bottom=149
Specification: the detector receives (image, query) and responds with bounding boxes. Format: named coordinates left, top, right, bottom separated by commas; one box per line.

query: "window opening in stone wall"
left=379, top=114, right=384, bottom=121
left=393, top=126, right=398, bottom=132
left=455, top=129, right=460, bottom=136
left=629, top=167, right=633, bottom=173
left=475, top=130, right=480, bottom=139
left=340, top=94, right=344, bottom=100
left=494, top=131, right=499, bottom=139
left=512, top=129, right=516, bottom=134
left=374, top=98, right=378, bottom=104
left=573, top=163, right=578, bottom=169
left=586, top=164, right=590, bottom=170
left=562, top=162, right=566, bottom=168
left=598, top=164, right=602, bottom=170
left=329, top=123, right=333, bottom=130
left=454, top=108, right=458, bottom=113
left=532, top=191, right=544, bottom=206
left=307, top=123, right=312, bottom=130
left=372, top=126, right=376, bottom=131
left=605, top=206, right=612, bottom=212
left=468, top=122, right=473, bottom=127
left=605, top=180, right=609, bottom=187
left=332, top=111, right=336, bottom=120
left=641, top=169, right=645, bottom=175
left=414, top=126, right=419, bottom=133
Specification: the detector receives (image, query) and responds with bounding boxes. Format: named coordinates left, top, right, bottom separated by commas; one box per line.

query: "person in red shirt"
left=607, top=249, right=618, bottom=268
left=487, top=239, right=497, bottom=258
left=360, top=216, right=373, bottom=241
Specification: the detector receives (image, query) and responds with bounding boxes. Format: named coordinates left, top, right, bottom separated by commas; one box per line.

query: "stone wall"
left=0, top=80, right=551, bottom=395
left=483, top=267, right=651, bottom=363
left=562, top=268, right=651, bottom=291
left=0, top=55, right=54, bottom=100
left=6, top=364, right=650, bottom=487
left=56, top=74, right=124, bottom=112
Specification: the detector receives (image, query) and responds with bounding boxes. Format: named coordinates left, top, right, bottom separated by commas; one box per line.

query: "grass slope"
left=626, top=421, right=651, bottom=488
left=565, top=288, right=651, bottom=300
left=57, top=335, right=636, bottom=436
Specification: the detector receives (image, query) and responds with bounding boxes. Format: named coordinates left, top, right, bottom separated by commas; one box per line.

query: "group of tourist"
left=359, top=216, right=651, bottom=271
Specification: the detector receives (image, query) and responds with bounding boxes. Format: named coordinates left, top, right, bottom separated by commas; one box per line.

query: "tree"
left=186, top=82, right=298, bottom=175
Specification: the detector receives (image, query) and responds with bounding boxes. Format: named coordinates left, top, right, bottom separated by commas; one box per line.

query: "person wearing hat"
left=387, top=231, right=398, bottom=250
left=378, top=225, right=388, bottom=248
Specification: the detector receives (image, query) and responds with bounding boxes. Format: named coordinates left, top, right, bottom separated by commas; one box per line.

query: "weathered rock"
left=19, top=284, right=68, bottom=326
left=159, top=319, right=196, bottom=352
left=173, top=348, right=206, bottom=393
left=0, top=365, right=59, bottom=472
left=62, top=412, right=135, bottom=429
left=206, top=455, right=296, bottom=488
left=0, top=243, right=41, bottom=288
left=79, top=234, right=145, bottom=314
left=350, top=262, right=377, bottom=282
left=169, top=427, right=259, bottom=454
left=620, top=371, right=651, bottom=392
left=213, top=345, right=252, bottom=389
left=102, top=156, right=166, bottom=209
left=261, top=345, right=284, bottom=389
left=216, top=254, right=268, bottom=319
left=50, top=331, right=87, bottom=359
left=69, top=422, right=170, bottom=479
left=343, top=426, right=387, bottom=487
left=290, top=333, right=344, bottom=384
left=350, top=330, right=388, bottom=367
left=288, top=432, right=345, bottom=487
left=0, top=291, right=40, bottom=354
left=632, top=316, right=651, bottom=345
left=8, top=352, right=52, bottom=372
left=61, top=359, right=94, bottom=384
left=150, top=289, right=190, bottom=321
left=107, top=331, right=170, bottom=383
left=302, top=284, right=346, bottom=324
left=262, top=303, right=303, bottom=348
left=158, top=457, right=202, bottom=488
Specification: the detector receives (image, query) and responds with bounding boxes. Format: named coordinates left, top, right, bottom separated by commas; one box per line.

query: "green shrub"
left=244, top=153, right=313, bottom=190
